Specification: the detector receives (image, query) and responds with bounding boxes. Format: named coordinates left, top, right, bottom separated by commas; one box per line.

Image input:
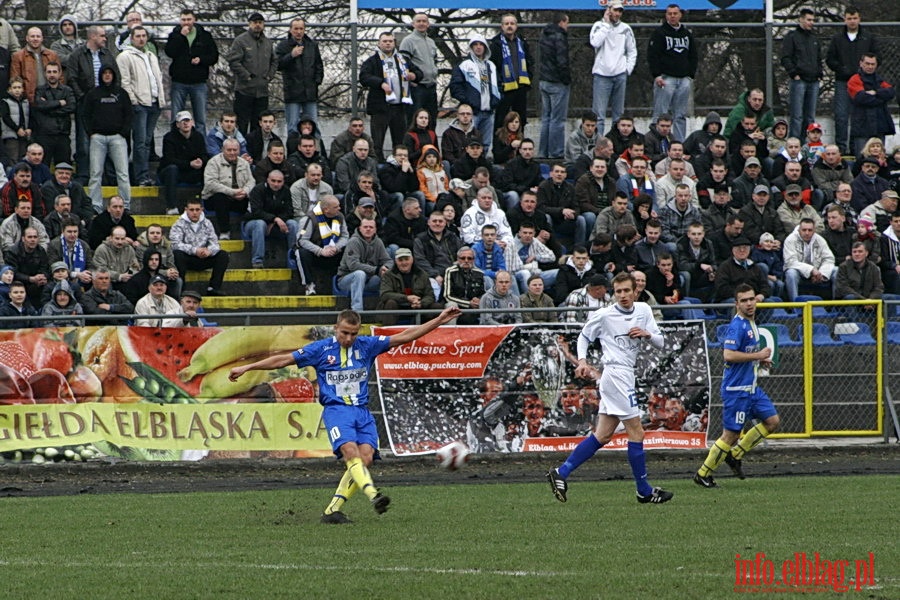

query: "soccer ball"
left=435, top=441, right=470, bottom=471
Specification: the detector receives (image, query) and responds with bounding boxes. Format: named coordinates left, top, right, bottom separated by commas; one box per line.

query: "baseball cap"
left=861, top=156, right=880, bottom=166
left=784, top=184, right=803, bottom=195
left=358, top=198, right=376, bottom=208
left=608, top=0, right=625, bottom=8
left=882, top=190, right=899, bottom=200
left=394, top=248, right=413, bottom=259
left=744, top=157, right=761, bottom=168
left=248, top=12, right=265, bottom=22
left=150, top=274, right=168, bottom=285
left=181, top=290, right=203, bottom=301
left=54, top=162, right=74, bottom=171
left=50, top=261, right=68, bottom=272
left=175, top=111, right=193, bottom=122
left=807, top=122, right=823, bottom=132
left=587, top=274, right=608, bottom=287
left=731, top=236, right=752, bottom=248
left=466, top=137, right=483, bottom=147
left=449, top=178, right=471, bottom=190
left=752, top=184, right=769, bottom=195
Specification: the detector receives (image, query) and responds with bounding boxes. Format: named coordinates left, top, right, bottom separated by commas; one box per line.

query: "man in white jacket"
left=589, top=0, right=637, bottom=135
left=116, top=26, right=166, bottom=186
left=783, top=217, right=836, bottom=301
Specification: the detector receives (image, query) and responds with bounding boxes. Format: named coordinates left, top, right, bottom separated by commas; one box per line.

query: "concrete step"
left=184, top=267, right=292, bottom=283
left=135, top=214, right=178, bottom=228
left=201, top=295, right=340, bottom=310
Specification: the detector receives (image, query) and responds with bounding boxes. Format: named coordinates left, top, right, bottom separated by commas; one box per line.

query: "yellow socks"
left=324, top=468, right=357, bottom=515
left=346, top=457, right=379, bottom=501
left=698, top=439, right=732, bottom=476
left=732, top=423, right=769, bottom=460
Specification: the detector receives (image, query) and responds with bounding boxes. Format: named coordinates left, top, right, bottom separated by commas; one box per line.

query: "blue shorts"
left=721, top=387, right=778, bottom=433
left=322, top=404, right=380, bottom=459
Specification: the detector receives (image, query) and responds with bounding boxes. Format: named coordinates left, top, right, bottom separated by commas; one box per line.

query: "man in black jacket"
left=500, top=138, right=544, bottom=210
left=165, top=9, right=219, bottom=136
left=242, top=170, right=298, bottom=269
left=84, top=66, right=132, bottom=214
left=538, top=12, right=570, bottom=159
left=31, top=61, right=75, bottom=165
left=826, top=7, right=879, bottom=155
left=81, top=268, right=134, bottom=325
left=5, top=226, right=51, bottom=306
left=489, top=13, right=533, bottom=133
left=275, top=17, right=323, bottom=135
left=41, top=163, right=93, bottom=234
left=647, top=5, right=697, bottom=143
left=158, top=111, right=209, bottom=214
left=66, top=25, right=118, bottom=184
left=781, top=8, right=823, bottom=139
left=360, top=32, right=422, bottom=162
left=382, top=196, right=427, bottom=256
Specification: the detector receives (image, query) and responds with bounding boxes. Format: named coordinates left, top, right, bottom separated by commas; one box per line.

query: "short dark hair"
left=481, top=224, right=497, bottom=234
left=734, top=283, right=755, bottom=298
left=518, top=221, right=536, bottom=231
left=581, top=111, right=598, bottom=123
left=181, top=9, right=196, bottom=17
left=258, top=110, right=275, bottom=121
left=799, top=8, right=815, bottom=18
left=645, top=218, right=662, bottom=229
left=592, top=233, right=611, bottom=246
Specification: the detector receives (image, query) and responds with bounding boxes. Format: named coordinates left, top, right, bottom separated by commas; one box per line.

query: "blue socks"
left=558, top=435, right=602, bottom=478
left=628, top=441, right=653, bottom=497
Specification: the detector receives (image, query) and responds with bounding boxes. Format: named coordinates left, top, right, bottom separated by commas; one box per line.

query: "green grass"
left=1, top=476, right=897, bottom=599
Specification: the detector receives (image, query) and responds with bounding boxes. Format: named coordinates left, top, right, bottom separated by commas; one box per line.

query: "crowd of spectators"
left=0, top=6, right=897, bottom=327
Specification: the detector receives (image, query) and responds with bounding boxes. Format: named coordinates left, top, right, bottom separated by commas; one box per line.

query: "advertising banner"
left=376, top=321, right=711, bottom=456
left=0, top=326, right=333, bottom=460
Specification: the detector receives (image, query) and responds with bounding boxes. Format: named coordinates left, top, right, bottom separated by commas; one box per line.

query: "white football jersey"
left=579, top=302, right=663, bottom=369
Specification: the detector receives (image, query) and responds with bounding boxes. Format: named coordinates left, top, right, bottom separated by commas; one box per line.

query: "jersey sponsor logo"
left=613, top=333, right=641, bottom=351
left=326, top=368, right=367, bottom=385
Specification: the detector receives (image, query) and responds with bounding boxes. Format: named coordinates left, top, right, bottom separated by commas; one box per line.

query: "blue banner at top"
left=358, top=0, right=763, bottom=9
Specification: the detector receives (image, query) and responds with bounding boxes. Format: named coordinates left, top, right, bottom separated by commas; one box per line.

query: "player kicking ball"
left=547, top=272, right=674, bottom=505
left=693, top=284, right=781, bottom=488
left=230, top=305, right=461, bottom=524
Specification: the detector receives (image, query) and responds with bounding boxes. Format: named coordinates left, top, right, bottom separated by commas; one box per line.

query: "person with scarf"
left=47, top=216, right=93, bottom=290
left=848, top=53, right=896, bottom=160
left=489, top=14, right=532, bottom=134
left=616, top=156, right=656, bottom=211
left=359, top=32, right=422, bottom=163
left=295, top=194, right=349, bottom=296
left=449, top=35, right=500, bottom=153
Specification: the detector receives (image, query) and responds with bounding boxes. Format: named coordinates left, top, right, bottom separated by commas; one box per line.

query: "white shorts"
left=598, top=366, right=640, bottom=420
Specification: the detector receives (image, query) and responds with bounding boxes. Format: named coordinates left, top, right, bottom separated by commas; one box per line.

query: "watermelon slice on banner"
left=118, top=327, right=221, bottom=397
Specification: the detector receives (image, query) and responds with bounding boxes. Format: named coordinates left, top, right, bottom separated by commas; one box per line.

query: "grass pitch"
left=1, top=475, right=897, bottom=599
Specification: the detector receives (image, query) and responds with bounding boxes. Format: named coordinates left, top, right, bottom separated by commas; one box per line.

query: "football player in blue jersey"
left=230, top=305, right=460, bottom=523
left=693, top=283, right=781, bottom=488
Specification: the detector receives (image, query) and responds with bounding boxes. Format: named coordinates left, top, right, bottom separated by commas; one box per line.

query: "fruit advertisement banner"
left=0, top=325, right=338, bottom=461
left=375, top=322, right=712, bottom=456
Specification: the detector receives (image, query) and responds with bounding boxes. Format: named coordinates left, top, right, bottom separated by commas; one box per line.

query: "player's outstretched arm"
left=229, top=352, right=296, bottom=381
left=388, top=305, right=461, bottom=348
